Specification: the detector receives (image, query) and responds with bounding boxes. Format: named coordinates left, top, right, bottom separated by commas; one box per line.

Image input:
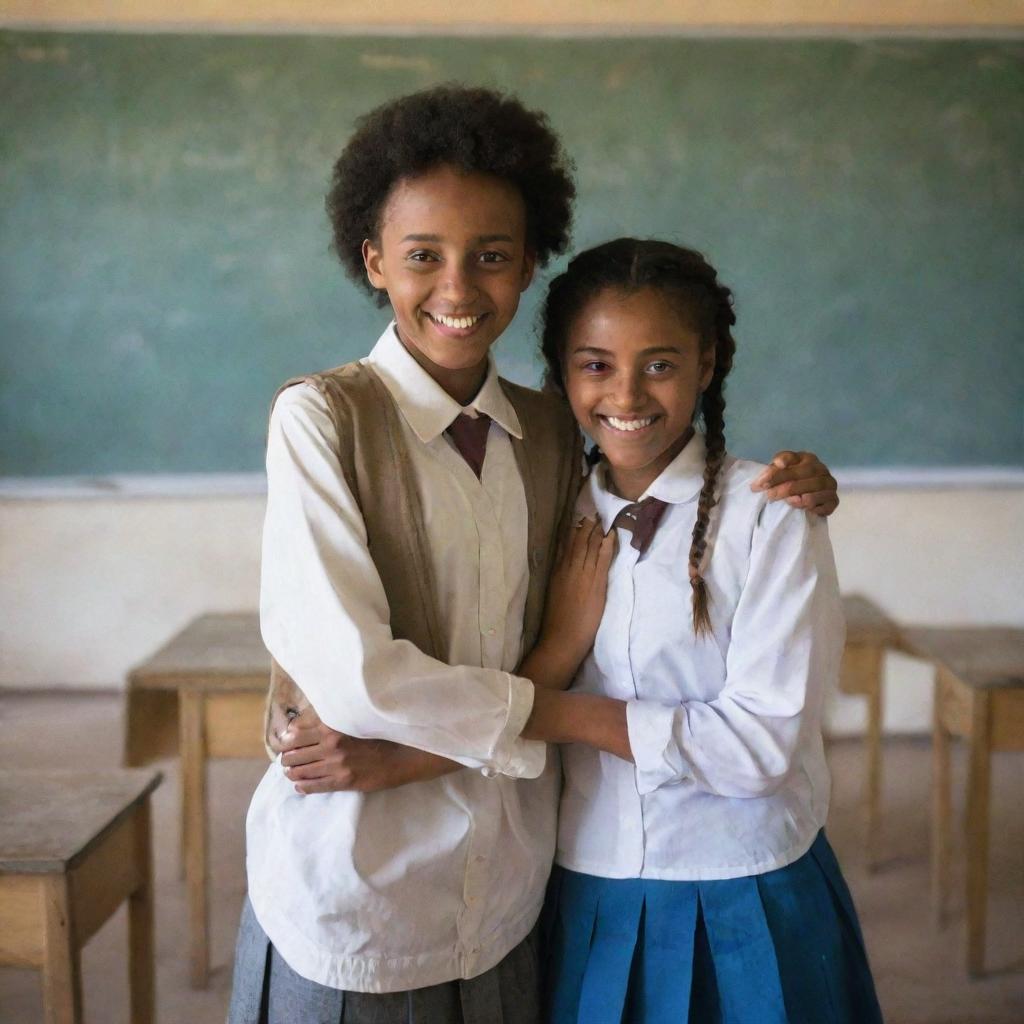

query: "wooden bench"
left=838, top=594, right=903, bottom=869
left=124, top=612, right=267, bottom=989
left=0, top=768, right=162, bottom=1024
left=901, top=625, right=1024, bottom=977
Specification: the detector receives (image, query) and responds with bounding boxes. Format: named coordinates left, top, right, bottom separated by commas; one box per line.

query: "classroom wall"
left=2, top=8, right=1020, bottom=737
left=4, top=0, right=1023, bottom=31
left=3, top=486, right=1023, bottom=735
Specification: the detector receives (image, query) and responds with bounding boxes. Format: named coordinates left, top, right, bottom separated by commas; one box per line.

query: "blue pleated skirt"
left=543, top=831, right=883, bottom=1024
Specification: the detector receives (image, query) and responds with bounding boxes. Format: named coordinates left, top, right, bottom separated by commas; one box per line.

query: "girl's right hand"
left=523, top=518, right=615, bottom=690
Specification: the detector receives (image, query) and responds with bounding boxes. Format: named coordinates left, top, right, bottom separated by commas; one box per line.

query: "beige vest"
left=264, top=360, right=582, bottom=753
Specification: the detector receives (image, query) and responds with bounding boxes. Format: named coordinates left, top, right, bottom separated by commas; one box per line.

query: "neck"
left=607, top=426, right=695, bottom=502
left=396, top=331, right=488, bottom=405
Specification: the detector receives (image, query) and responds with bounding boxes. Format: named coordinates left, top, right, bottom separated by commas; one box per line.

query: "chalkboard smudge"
left=360, top=54, right=438, bottom=75
left=181, top=151, right=248, bottom=171
left=17, top=45, right=70, bottom=63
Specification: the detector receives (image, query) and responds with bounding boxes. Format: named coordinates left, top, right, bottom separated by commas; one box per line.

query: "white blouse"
left=246, top=325, right=556, bottom=993
left=556, top=432, right=844, bottom=881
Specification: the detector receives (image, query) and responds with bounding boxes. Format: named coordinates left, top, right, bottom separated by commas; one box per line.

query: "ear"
left=362, top=238, right=386, bottom=290
left=519, top=248, right=537, bottom=293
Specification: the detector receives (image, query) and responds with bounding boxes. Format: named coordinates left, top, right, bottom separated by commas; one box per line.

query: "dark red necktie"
left=446, top=413, right=491, bottom=479
left=612, top=497, right=668, bottom=555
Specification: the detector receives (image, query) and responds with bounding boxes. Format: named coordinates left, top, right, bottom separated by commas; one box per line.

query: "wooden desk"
left=124, top=612, right=268, bottom=989
left=839, top=594, right=903, bottom=869
left=0, top=769, right=162, bottom=1024
left=901, top=626, right=1024, bottom=977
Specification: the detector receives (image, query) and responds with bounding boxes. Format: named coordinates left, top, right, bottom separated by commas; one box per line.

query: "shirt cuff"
left=626, top=699, right=690, bottom=795
left=480, top=673, right=547, bottom=780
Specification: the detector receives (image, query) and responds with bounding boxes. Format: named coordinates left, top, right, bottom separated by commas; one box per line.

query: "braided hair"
left=540, top=238, right=737, bottom=636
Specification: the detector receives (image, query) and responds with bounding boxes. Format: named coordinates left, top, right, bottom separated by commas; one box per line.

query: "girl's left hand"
left=751, top=450, right=839, bottom=516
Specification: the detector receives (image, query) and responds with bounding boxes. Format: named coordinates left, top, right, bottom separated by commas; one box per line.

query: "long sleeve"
left=260, top=384, right=545, bottom=778
left=625, top=501, right=844, bottom=798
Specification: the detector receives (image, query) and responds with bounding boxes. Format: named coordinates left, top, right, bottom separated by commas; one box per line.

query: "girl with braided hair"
left=521, top=239, right=883, bottom=1023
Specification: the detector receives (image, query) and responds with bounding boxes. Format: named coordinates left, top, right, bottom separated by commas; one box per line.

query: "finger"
left=284, top=761, right=331, bottom=781
left=583, top=518, right=606, bottom=569
left=750, top=452, right=798, bottom=490
left=793, top=492, right=840, bottom=516
left=594, top=526, right=617, bottom=577
left=764, top=475, right=835, bottom=502
left=281, top=744, right=325, bottom=768
left=279, top=724, right=321, bottom=751
left=570, top=517, right=597, bottom=567
left=772, top=450, right=800, bottom=468
left=294, top=775, right=354, bottom=795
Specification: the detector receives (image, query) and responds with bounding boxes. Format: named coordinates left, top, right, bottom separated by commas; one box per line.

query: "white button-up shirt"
left=246, top=326, right=556, bottom=992
left=557, top=433, right=843, bottom=882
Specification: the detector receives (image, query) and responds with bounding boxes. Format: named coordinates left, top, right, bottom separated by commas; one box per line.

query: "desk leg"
left=179, top=763, right=187, bottom=883
left=41, top=874, right=83, bottom=1024
left=965, top=692, right=991, bottom=978
left=181, top=691, right=210, bottom=989
left=931, top=675, right=952, bottom=924
left=128, top=800, right=156, bottom=1023
left=864, top=647, right=884, bottom=871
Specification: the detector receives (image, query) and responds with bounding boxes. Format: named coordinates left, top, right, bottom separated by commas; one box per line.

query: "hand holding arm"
left=279, top=717, right=461, bottom=795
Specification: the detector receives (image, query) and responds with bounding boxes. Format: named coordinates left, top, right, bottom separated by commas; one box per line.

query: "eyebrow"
left=400, top=233, right=515, bottom=244
left=572, top=345, right=682, bottom=357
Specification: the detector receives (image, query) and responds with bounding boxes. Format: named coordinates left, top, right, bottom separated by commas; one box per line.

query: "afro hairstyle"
left=326, top=84, right=576, bottom=305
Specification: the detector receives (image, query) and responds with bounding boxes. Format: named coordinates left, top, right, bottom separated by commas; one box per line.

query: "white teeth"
left=605, top=416, right=655, bottom=432
left=433, top=313, right=482, bottom=330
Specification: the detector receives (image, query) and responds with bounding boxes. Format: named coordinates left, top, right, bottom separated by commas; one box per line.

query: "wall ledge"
left=3, top=22, right=1024, bottom=38
left=1, top=466, right=1023, bottom=500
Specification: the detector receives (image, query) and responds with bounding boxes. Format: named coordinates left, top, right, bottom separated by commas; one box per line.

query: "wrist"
left=523, top=689, right=632, bottom=761
left=521, top=638, right=584, bottom=691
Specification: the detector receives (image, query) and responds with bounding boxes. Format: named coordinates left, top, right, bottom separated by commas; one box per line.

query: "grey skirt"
left=227, top=897, right=541, bottom=1024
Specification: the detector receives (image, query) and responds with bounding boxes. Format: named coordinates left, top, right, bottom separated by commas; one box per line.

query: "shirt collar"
left=366, top=323, right=522, bottom=444
left=588, top=431, right=708, bottom=527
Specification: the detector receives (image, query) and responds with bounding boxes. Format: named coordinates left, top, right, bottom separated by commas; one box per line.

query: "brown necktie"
left=446, top=412, right=491, bottom=479
left=612, top=497, right=668, bottom=555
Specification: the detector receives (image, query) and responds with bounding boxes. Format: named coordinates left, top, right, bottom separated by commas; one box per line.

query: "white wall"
left=2, top=482, right=1022, bottom=735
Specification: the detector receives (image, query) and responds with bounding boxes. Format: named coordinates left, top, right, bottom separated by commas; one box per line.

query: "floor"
left=1, top=691, right=1022, bottom=1024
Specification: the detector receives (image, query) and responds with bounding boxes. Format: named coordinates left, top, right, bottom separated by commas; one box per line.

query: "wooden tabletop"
left=0, top=768, right=163, bottom=873
left=127, top=612, right=268, bottom=692
left=842, top=594, right=902, bottom=646
left=901, top=626, right=1024, bottom=689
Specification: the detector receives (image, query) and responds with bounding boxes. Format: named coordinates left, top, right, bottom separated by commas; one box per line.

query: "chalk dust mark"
left=360, top=54, right=438, bottom=75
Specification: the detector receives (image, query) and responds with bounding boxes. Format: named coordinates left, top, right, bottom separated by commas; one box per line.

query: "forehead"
left=569, top=287, right=701, bottom=351
left=379, top=164, right=527, bottom=240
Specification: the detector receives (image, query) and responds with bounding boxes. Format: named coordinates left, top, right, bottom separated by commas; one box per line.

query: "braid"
left=537, top=237, right=737, bottom=636
left=688, top=282, right=736, bottom=636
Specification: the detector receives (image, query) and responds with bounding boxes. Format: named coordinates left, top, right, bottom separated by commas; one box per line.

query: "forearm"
left=522, top=687, right=633, bottom=762
left=518, top=640, right=585, bottom=691
left=387, top=744, right=463, bottom=787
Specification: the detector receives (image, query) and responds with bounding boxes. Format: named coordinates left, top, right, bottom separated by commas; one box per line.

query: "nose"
left=439, top=259, right=478, bottom=306
left=610, top=370, right=645, bottom=410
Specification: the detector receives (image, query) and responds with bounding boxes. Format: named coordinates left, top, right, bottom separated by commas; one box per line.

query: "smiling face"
left=564, top=286, right=715, bottom=500
left=362, top=164, right=535, bottom=403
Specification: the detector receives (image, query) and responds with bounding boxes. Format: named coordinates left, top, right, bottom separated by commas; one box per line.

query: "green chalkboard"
left=1, top=32, right=1022, bottom=475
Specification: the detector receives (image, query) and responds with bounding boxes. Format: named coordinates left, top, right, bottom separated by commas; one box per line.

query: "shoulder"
left=717, top=455, right=820, bottom=541
left=501, top=380, right=577, bottom=428
left=272, top=360, right=392, bottom=433
left=498, top=378, right=577, bottom=440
